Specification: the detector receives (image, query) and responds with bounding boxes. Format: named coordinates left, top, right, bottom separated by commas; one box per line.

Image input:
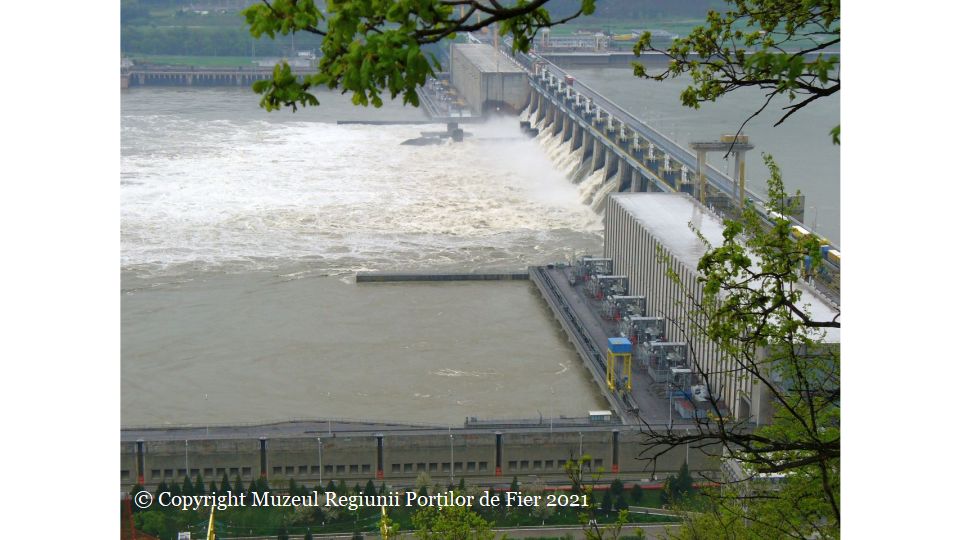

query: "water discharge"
left=122, top=91, right=602, bottom=277
left=577, top=170, right=607, bottom=207
left=121, top=76, right=838, bottom=427
left=122, top=88, right=607, bottom=427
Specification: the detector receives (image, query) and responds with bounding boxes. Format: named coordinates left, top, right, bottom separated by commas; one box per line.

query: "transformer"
left=643, top=342, right=688, bottom=383
left=619, top=316, right=665, bottom=346
left=586, top=274, right=627, bottom=300
left=574, top=256, right=613, bottom=282
left=601, top=294, right=645, bottom=320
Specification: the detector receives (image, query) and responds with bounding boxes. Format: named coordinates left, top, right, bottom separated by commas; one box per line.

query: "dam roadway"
left=121, top=420, right=682, bottom=442
left=475, top=37, right=840, bottom=303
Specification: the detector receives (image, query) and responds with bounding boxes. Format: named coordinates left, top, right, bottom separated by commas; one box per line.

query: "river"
left=121, top=68, right=838, bottom=427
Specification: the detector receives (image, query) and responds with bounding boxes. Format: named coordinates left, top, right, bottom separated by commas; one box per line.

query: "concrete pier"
left=356, top=272, right=529, bottom=283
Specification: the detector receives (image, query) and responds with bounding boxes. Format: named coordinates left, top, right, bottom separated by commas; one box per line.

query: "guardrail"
left=120, top=416, right=452, bottom=433
left=508, top=43, right=840, bottom=304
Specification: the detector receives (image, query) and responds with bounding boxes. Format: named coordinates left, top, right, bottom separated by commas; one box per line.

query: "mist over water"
left=122, top=89, right=602, bottom=277
left=567, top=67, right=841, bottom=244
left=121, top=88, right=607, bottom=427
left=121, top=74, right=838, bottom=427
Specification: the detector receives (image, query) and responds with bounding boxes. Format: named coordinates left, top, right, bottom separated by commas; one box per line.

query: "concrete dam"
left=120, top=41, right=837, bottom=495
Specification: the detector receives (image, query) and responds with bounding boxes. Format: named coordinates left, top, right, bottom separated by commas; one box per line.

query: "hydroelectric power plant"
left=121, top=40, right=839, bottom=493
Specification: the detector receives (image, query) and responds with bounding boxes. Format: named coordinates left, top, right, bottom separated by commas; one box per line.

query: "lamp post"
left=317, top=438, right=323, bottom=485
left=578, top=432, right=583, bottom=457
left=204, top=394, right=209, bottom=437
left=449, top=433, right=455, bottom=487
left=668, top=384, right=674, bottom=430
left=184, top=440, right=189, bottom=479
left=550, top=386, right=555, bottom=433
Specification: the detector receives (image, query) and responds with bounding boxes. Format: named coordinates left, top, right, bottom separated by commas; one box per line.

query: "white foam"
left=578, top=169, right=607, bottom=205
left=591, top=178, right=620, bottom=212
left=121, top=112, right=602, bottom=274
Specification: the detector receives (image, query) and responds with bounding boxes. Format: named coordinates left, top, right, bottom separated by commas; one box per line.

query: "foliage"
left=600, top=490, right=613, bottom=514
left=234, top=474, right=245, bottom=495
left=660, top=461, right=694, bottom=506
left=379, top=507, right=401, bottom=539
left=641, top=155, right=840, bottom=538
left=241, top=0, right=596, bottom=111
left=129, top=483, right=145, bottom=512
left=412, top=502, right=495, bottom=540
left=609, top=478, right=624, bottom=497
left=182, top=475, right=195, bottom=496
left=633, top=0, right=840, bottom=142
left=135, top=510, right=168, bottom=537
left=563, top=455, right=629, bottom=539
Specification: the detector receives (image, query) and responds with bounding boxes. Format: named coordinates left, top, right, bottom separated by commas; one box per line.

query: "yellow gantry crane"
left=606, top=337, right=633, bottom=392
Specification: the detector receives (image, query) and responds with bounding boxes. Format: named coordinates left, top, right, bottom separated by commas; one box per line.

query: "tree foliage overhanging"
left=641, top=155, right=840, bottom=539
left=231, top=1, right=842, bottom=538
left=239, top=0, right=840, bottom=144
left=633, top=0, right=840, bottom=142
left=242, top=0, right=596, bottom=110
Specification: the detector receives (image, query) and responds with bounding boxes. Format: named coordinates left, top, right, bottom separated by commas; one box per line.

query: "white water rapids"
left=521, top=100, right=615, bottom=211
left=122, top=90, right=604, bottom=277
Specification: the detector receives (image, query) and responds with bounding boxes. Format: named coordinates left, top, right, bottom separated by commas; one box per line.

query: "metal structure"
left=689, top=135, right=755, bottom=208
left=643, top=342, right=688, bottom=383
left=600, top=294, right=646, bottom=320
left=670, top=367, right=693, bottom=391
left=619, top=315, right=665, bottom=347
left=510, top=42, right=841, bottom=303
left=605, top=337, right=633, bottom=392
left=573, top=256, right=613, bottom=283
left=586, top=274, right=628, bottom=299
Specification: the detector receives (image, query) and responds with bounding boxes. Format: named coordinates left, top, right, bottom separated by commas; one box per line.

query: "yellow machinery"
left=606, top=337, right=633, bottom=392
left=206, top=506, right=216, bottom=540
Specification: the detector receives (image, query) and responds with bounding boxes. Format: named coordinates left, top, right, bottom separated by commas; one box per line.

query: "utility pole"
left=317, top=438, right=323, bottom=485
left=449, top=433, right=455, bottom=486
left=668, top=384, right=674, bottom=430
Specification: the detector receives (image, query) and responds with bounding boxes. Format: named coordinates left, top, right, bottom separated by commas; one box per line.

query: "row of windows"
left=272, top=464, right=370, bottom=475
left=143, top=466, right=255, bottom=480
left=508, top=458, right=602, bottom=471
left=131, top=459, right=608, bottom=480
left=391, top=461, right=487, bottom=474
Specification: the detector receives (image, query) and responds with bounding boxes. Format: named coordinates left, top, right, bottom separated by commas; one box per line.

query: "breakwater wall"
left=356, top=272, right=529, bottom=283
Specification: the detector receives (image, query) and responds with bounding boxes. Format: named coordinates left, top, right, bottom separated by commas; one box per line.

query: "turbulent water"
left=122, top=90, right=602, bottom=277
left=122, top=71, right=839, bottom=427
left=567, top=67, right=841, bottom=244
left=121, top=87, right=607, bottom=427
